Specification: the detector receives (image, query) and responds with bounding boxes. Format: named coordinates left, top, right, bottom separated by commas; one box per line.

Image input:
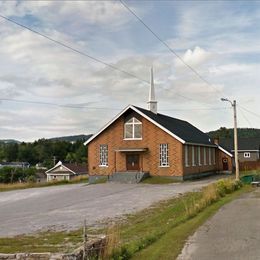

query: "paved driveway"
left=178, top=188, right=260, bottom=260
left=0, top=176, right=222, bottom=237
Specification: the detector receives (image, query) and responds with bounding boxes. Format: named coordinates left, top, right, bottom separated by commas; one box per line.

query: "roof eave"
left=218, top=145, right=233, bottom=157
left=84, top=104, right=133, bottom=145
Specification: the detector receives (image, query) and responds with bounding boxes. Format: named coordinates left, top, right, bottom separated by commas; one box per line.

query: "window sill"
left=159, top=165, right=170, bottom=168
left=99, top=165, right=108, bottom=168
left=124, top=138, right=142, bottom=141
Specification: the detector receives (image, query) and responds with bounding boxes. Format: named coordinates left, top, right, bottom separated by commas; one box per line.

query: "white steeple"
left=147, top=67, right=157, bottom=114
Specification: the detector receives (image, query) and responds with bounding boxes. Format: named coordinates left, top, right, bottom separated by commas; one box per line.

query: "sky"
left=0, top=0, right=260, bottom=142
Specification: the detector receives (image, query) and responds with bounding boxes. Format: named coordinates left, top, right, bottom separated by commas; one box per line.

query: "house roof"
left=45, top=161, right=87, bottom=175
left=84, top=105, right=215, bottom=147
left=134, top=106, right=215, bottom=146
left=219, top=138, right=260, bottom=151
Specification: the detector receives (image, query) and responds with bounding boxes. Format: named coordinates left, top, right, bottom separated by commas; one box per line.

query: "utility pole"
left=233, top=100, right=239, bottom=180
left=221, top=98, right=239, bottom=180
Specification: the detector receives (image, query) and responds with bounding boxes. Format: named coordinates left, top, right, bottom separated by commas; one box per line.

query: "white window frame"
left=198, top=146, right=201, bottom=166
left=192, top=146, right=195, bottom=166
left=204, top=147, right=207, bottom=165
left=99, top=144, right=108, bottom=167
left=208, top=147, right=212, bottom=165
left=159, top=143, right=169, bottom=167
left=185, top=145, right=189, bottom=167
left=244, top=152, right=250, bottom=158
left=124, top=117, right=142, bottom=140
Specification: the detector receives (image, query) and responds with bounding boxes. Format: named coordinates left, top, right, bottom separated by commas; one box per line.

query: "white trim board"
left=45, top=161, right=77, bottom=175
left=218, top=145, right=233, bottom=157
left=84, top=105, right=185, bottom=145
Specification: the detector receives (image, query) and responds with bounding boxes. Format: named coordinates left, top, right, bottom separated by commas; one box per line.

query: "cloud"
left=0, top=1, right=133, bottom=30
left=175, top=46, right=212, bottom=68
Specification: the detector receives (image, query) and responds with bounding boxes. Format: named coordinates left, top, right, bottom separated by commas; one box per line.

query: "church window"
left=124, top=117, right=142, bottom=139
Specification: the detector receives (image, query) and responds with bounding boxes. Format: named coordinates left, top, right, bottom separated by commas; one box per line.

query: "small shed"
left=45, top=161, right=88, bottom=182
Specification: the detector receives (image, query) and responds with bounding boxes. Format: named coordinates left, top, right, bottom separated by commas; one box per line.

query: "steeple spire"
left=147, top=67, right=157, bottom=113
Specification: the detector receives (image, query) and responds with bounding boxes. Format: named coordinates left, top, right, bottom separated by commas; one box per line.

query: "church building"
left=85, top=69, right=233, bottom=183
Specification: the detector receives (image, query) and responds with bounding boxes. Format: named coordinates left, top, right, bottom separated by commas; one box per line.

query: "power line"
left=238, top=107, right=253, bottom=128
left=0, top=12, right=221, bottom=106
left=239, top=105, right=260, bottom=120
left=161, top=107, right=230, bottom=111
left=120, top=0, right=222, bottom=95
left=0, top=14, right=150, bottom=85
left=0, top=98, right=121, bottom=110
left=0, top=98, right=229, bottom=111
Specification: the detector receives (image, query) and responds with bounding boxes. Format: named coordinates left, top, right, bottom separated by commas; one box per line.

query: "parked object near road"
left=240, top=174, right=260, bottom=186
left=240, top=174, right=255, bottom=184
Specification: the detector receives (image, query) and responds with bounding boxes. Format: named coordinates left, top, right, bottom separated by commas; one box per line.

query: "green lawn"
left=141, top=176, right=180, bottom=184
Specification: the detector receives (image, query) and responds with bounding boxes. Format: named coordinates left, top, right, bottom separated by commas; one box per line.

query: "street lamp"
left=221, top=98, right=239, bottom=180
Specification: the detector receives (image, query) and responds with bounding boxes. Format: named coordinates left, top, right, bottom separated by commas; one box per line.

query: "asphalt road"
left=178, top=188, right=260, bottom=260
left=0, top=176, right=221, bottom=237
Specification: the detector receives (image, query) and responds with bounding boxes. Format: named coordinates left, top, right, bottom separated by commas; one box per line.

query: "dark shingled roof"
left=219, top=138, right=260, bottom=151
left=134, top=106, right=215, bottom=146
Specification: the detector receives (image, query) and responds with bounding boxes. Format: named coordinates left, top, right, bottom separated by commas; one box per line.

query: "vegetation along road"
left=178, top=188, right=260, bottom=260
left=0, top=176, right=223, bottom=237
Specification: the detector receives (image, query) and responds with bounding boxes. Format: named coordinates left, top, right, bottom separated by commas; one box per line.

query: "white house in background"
left=45, top=161, right=88, bottom=182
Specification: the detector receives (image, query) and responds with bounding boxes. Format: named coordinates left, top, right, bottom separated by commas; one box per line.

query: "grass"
left=0, top=175, right=88, bottom=192
left=0, top=179, right=253, bottom=257
left=240, top=169, right=260, bottom=177
left=132, top=185, right=252, bottom=260
left=141, top=176, right=180, bottom=184
left=110, top=179, right=251, bottom=259
left=0, top=230, right=83, bottom=254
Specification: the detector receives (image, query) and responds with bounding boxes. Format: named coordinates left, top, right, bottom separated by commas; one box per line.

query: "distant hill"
left=0, top=139, right=21, bottom=144
left=48, top=134, right=93, bottom=142
left=207, top=127, right=260, bottom=139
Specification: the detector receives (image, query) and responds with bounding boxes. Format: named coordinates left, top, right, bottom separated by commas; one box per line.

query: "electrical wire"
left=0, top=98, right=230, bottom=112
left=239, top=105, right=260, bottom=120
left=0, top=14, right=150, bottom=85
left=119, top=0, right=222, bottom=96
left=0, top=13, right=221, bottom=106
left=238, top=107, right=253, bottom=128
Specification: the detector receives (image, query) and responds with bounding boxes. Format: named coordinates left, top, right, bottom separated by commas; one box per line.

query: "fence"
left=239, top=161, right=260, bottom=171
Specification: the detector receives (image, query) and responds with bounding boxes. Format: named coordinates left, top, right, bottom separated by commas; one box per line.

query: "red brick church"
left=85, top=69, right=233, bottom=183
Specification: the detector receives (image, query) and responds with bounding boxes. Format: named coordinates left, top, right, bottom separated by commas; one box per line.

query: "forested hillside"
left=0, top=138, right=88, bottom=168
left=207, top=127, right=260, bottom=139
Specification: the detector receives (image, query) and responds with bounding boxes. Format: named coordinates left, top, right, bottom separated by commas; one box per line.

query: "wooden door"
left=222, top=158, right=228, bottom=171
left=126, top=154, right=140, bottom=171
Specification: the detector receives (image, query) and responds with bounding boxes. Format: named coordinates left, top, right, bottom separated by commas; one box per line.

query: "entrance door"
left=126, top=154, right=140, bottom=171
left=222, top=158, right=228, bottom=171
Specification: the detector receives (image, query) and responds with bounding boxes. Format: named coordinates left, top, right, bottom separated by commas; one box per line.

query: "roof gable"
left=46, top=161, right=87, bottom=175
left=84, top=105, right=215, bottom=146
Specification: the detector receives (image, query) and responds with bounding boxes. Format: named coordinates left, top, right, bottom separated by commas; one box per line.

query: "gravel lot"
left=0, top=176, right=223, bottom=237
left=178, top=188, right=260, bottom=260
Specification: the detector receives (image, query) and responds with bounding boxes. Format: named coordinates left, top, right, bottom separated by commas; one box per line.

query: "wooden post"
left=83, top=219, right=87, bottom=260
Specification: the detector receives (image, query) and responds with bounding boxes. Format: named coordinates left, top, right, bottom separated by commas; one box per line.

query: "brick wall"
left=183, top=146, right=218, bottom=176
left=216, top=150, right=233, bottom=172
left=88, top=113, right=184, bottom=177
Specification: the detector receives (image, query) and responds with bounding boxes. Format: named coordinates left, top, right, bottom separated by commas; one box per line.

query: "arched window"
left=124, top=117, right=142, bottom=139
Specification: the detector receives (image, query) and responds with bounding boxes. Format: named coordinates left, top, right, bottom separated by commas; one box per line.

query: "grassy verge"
left=110, top=179, right=252, bottom=259
left=141, top=176, right=180, bottom=184
left=0, top=179, right=252, bottom=257
left=132, top=185, right=252, bottom=260
left=240, top=169, right=260, bottom=177
left=0, top=230, right=83, bottom=254
left=0, top=176, right=88, bottom=192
